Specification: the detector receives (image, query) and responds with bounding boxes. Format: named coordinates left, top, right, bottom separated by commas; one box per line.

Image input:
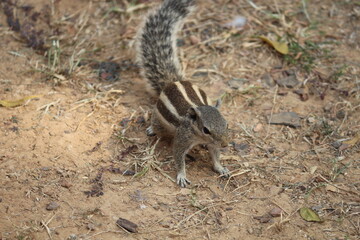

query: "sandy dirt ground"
left=0, top=0, right=359, bottom=239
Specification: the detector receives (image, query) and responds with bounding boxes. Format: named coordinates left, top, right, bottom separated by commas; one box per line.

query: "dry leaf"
left=259, top=36, right=289, bottom=55
left=0, top=95, right=41, bottom=108
left=253, top=123, right=263, bottom=132
left=299, top=207, right=322, bottom=222
left=325, top=185, right=339, bottom=193
left=310, top=166, right=318, bottom=174
left=339, top=134, right=360, bottom=151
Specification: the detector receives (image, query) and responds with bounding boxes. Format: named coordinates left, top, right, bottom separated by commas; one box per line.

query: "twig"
left=37, top=99, right=61, bottom=113
left=151, top=162, right=176, bottom=183
left=317, top=174, right=360, bottom=195
left=75, top=111, right=94, bottom=132
left=223, top=170, right=251, bottom=190
left=176, top=200, right=239, bottom=228
left=301, top=0, right=311, bottom=22
left=265, top=85, right=278, bottom=140
left=40, top=213, right=56, bottom=240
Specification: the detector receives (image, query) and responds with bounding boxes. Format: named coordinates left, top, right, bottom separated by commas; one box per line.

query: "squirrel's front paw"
left=177, top=173, right=191, bottom=188
left=215, top=166, right=230, bottom=178
left=146, top=126, right=156, bottom=136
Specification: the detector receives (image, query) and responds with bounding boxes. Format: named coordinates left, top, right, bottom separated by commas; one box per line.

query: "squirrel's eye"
left=203, top=127, right=211, bottom=135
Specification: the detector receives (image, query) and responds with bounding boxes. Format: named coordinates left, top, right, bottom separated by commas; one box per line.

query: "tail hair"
left=137, top=0, right=195, bottom=95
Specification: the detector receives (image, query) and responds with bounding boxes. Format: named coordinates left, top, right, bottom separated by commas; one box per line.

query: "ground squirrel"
left=137, top=0, right=230, bottom=187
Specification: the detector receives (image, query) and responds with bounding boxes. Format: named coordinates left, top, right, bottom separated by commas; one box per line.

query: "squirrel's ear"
left=214, top=99, right=222, bottom=109
left=187, top=107, right=199, bottom=122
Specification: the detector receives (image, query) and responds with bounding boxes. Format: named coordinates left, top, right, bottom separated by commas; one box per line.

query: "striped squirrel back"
left=157, top=81, right=212, bottom=128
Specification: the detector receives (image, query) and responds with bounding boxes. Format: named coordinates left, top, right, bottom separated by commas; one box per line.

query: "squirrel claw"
left=146, top=126, right=156, bottom=136
left=217, top=167, right=230, bottom=178
left=177, top=174, right=191, bottom=188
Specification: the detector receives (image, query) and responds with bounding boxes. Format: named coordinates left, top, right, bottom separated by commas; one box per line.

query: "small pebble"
left=46, top=201, right=60, bottom=211
left=307, top=117, right=316, bottom=123
left=269, top=207, right=283, bottom=217
left=253, top=123, right=263, bottom=132
left=60, top=179, right=72, bottom=189
left=116, top=218, right=138, bottom=233
left=189, top=35, right=200, bottom=45
left=87, top=223, right=96, bottom=231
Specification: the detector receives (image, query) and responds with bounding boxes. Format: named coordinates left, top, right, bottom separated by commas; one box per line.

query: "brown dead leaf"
left=325, top=184, right=339, bottom=193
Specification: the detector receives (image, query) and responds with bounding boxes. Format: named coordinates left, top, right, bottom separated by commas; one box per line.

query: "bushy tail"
left=137, top=0, right=195, bottom=95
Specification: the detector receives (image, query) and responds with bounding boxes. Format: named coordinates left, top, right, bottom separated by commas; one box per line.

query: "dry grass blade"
left=223, top=169, right=251, bottom=190
left=40, top=213, right=56, bottom=240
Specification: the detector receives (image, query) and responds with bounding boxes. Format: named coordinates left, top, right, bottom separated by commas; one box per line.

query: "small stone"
left=123, top=170, right=135, bottom=176
left=87, top=223, right=96, bottom=231
left=189, top=35, right=200, bottom=45
left=233, top=142, right=249, bottom=152
left=269, top=207, right=283, bottom=217
left=268, top=112, right=301, bottom=128
left=227, top=78, right=248, bottom=89
left=116, top=218, right=138, bottom=233
left=275, top=75, right=299, bottom=88
left=267, top=147, right=275, bottom=153
left=331, top=141, right=342, bottom=149
left=176, top=195, right=187, bottom=202
left=46, top=201, right=60, bottom=211
left=307, top=117, right=316, bottom=123
left=60, top=179, right=72, bottom=189
left=206, top=219, right=216, bottom=225
left=159, top=221, right=171, bottom=228
left=261, top=73, right=275, bottom=87
left=253, top=123, right=263, bottom=132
